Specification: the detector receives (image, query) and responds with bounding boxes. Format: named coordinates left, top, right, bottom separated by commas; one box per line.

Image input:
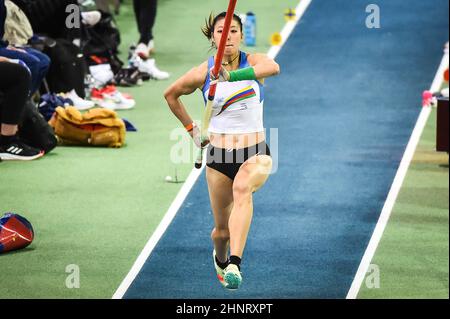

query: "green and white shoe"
left=223, top=264, right=242, bottom=290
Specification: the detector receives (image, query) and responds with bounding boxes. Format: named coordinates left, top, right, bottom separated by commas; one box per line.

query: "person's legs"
left=0, top=62, right=31, bottom=126
left=133, top=0, right=157, bottom=45
left=229, top=155, right=272, bottom=259
left=132, top=0, right=142, bottom=36
left=0, top=48, right=40, bottom=95
left=206, top=166, right=234, bottom=286
left=206, top=166, right=234, bottom=263
left=23, top=48, right=51, bottom=94
left=221, top=154, right=272, bottom=289
left=1, top=124, right=18, bottom=136
left=0, top=62, right=43, bottom=160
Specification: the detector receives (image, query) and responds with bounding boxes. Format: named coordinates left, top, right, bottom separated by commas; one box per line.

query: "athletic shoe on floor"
left=113, top=67, right=144, bottom=87
left=64, top=89, right=95, bottom=110
left=0, top=138, right=44, bottom=161
left=103, top=85, right=136, bottom=109
left=223, top=264, right=242, bottom=290
left=91, top=86, right=135, bottom=110
left=89, top=64, right=115, bottom=86
left=213, top=250, right=228, bottom=288
left=137, top=58, right=170, bottom=80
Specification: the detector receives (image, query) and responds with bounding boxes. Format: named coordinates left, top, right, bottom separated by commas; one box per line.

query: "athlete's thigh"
left=234, top=155, right=273, bottom=193
left=206, top=166, right=234, bottom=229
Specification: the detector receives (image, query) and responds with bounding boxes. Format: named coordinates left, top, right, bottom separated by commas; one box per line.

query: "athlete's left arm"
left=247, top=53, right=280, bottom=81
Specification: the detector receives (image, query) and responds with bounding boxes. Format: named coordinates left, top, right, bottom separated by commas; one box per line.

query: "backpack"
left=0, top=94, right=56, bottom=154
left=49, top=106, right=126, bottom=148
left=82, top=11, right=123, bottom=74
left=18, top=99, right=57, bottom=154
left=43, top=38, right=87, bottom=98
left=3, top=0, right=32, bottom=46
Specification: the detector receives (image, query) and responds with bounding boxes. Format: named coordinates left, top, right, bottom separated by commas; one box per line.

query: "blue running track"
left=124, top=0, right=449, bottom=298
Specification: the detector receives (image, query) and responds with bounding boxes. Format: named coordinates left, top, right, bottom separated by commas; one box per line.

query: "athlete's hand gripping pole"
left=195, top=0, right=238, bottom=169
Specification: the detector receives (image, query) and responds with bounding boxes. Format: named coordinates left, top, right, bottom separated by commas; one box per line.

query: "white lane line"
left=346, top=51, right=449, bottom=299
left=267, top=0, right=312, bottom=59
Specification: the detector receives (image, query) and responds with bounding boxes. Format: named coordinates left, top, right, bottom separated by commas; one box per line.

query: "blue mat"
left=124, top=0, right=449, bottom=298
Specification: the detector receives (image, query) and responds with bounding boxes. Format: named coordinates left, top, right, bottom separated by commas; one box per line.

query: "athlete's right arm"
left=164, top=62, right=207, bottom=129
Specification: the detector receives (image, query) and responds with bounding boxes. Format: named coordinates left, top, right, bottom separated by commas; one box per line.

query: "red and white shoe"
left=91, top=85, right=135, bottom=110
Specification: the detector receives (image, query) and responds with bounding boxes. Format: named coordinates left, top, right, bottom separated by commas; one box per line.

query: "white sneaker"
left=109, top=91, right=135, bottom=110
left=72, top=38, right=81, bottom=47
left=102, top=88, right=135, bottom=110
left=65, top=89, right=95, bottom=110
left=89, top=64, right=114, bottom=86
left=81, top=11, right=101, bottom=26
left=93, top=97, right=117, bottom=110
left=138, top=59, right=170, bottom=80
left=135, top=43, right=149, bottom=60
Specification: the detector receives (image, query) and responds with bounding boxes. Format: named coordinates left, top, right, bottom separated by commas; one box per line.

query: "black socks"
left=215, top=256, right=229, bottom=270
left=0, top=135, right=16, bottom=147
left=215, top=254, right=242, bottom=271
left=216, top=255, right=242, bottom=271
left=229, top=255, right=241, bottom=271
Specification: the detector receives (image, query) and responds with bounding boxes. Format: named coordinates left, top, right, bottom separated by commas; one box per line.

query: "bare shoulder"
left=176, top=60, right=208, bottom=91
left=246, top=53, right=271, bottom=65
left=195, top=60, right=209, bottom=80
left=189, top=61, right=209, bottom=89
left=165, top=60, right=209, bottom=96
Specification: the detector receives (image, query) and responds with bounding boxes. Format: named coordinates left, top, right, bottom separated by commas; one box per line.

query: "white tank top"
left=202, top=52, right=265, bottom=134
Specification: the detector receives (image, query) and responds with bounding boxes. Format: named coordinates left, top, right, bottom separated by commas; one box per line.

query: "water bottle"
left=128, top=44, right=137, bottom=67
left=244, top=12, right=256, bottom=47
left=84, top=74, right=94, bottom=98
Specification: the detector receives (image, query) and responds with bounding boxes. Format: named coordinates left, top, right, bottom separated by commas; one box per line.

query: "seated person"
left=0, top=0, right=50, bottom=95
left=10, top=0, right=101, bottom=45
left=0, top=58, right=44, bottom=161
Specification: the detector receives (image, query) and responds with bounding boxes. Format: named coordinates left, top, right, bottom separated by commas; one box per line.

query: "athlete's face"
left=213, top=18, right=243, bottom=56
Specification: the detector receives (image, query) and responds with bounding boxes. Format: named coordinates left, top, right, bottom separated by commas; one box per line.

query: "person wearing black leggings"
left=133, top=0, right=157, bottom=59
left=0, top=60, right=44, bottom=161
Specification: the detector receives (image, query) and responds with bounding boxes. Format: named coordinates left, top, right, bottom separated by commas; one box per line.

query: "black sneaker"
left=113, top=67, right=140, bottom=87
left=0, top=138, right=44, bottom=161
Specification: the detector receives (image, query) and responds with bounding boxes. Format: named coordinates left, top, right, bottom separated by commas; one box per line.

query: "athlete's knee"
left=211, top=227, right=230, bottom=241
left=232, top=180, right=252, bottom=200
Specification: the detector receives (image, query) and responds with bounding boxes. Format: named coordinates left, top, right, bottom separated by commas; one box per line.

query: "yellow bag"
left=49, top=106, right=126, bottom=148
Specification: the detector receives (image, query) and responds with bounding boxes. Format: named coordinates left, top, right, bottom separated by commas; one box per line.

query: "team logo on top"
left=217, top=86, right=256, bottom=116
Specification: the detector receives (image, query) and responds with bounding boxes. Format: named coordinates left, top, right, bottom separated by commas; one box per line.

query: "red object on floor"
left=0, top=213, right=34, bottom=253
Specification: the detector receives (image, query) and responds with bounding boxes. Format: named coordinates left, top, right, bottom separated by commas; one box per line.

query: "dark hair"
left=201, top=12, right=243, bottom=48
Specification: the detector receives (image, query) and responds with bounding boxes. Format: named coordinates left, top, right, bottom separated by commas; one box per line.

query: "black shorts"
left=206, top=141, right=271, bottom=180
